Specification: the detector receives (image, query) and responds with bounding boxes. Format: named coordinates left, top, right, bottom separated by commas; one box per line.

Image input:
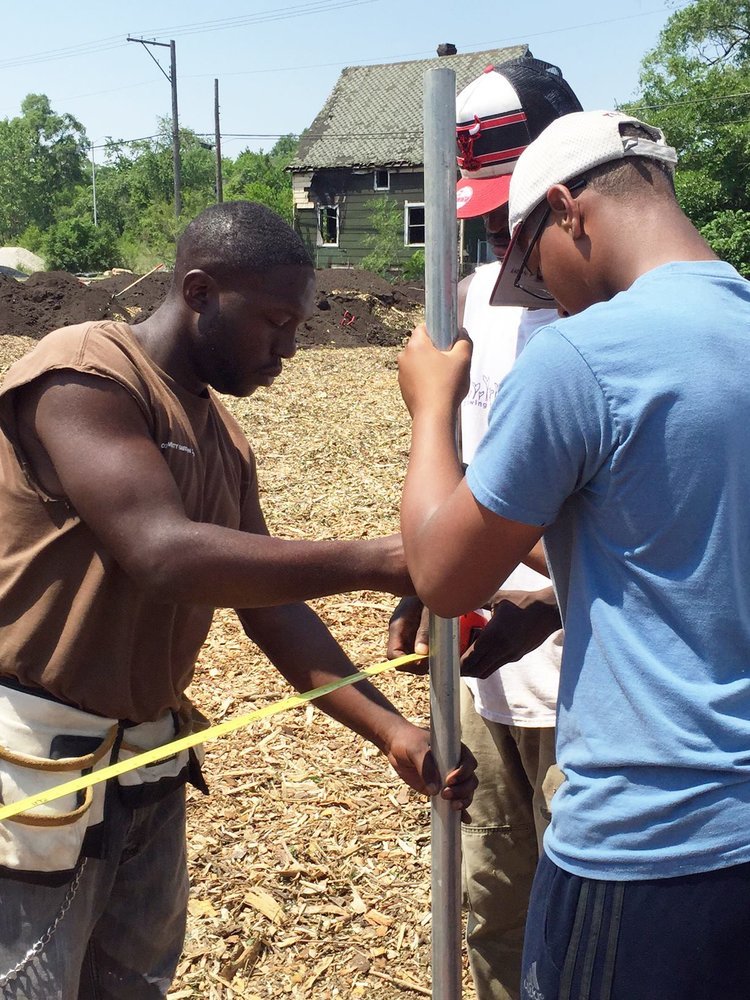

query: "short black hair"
left=582, top=124, right=676, bottom=200
left=173, top=201, right=313, bottom=286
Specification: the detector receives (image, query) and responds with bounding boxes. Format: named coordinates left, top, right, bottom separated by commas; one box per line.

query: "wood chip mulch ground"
left=0, top=335, right=476, bottom=999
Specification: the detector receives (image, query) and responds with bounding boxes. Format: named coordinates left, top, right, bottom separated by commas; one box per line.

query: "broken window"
left=318, top=205, right=339, bottom=246
left=374, top=169, right=390, bottom=191
left=405, top=203, right=425, bottom=246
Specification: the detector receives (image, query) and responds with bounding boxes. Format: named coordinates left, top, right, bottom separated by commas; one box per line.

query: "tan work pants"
left=460, top=683, right=562, bottom=1000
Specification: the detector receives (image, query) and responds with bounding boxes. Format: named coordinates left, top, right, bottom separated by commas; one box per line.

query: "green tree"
left=109, top=120, right=216, bottom=217
left=0, top=94, right=88, bottom=241
left=92, top=122, right=217, bottom=269
left=223, top=135, right=297, bottom=222
left=40, top=217, right=120, bottom=273
left=402, top=249, right=425, bottom=280
left=361, top=197, right=404, bottom=277
left=627, top=0, right=750, bottom=272
left=0, top=96, right=299, bottom=273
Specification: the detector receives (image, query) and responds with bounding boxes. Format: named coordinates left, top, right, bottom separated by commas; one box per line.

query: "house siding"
left=295, top=168, right=426, bottom=269
left=289, top=46, right=531, bottom=272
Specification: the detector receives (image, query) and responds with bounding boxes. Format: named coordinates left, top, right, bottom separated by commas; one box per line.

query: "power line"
left=628, top=90, right=750, bottom=111
left=0, top=0, right=382, bottom=71
left=131, top=0, right=382, bottom=41
left=93, top=107, right=750, bottom=155
left=89, top=130, right=424, bottom=152
left=151, top=6, right=689, bottom=81
left=223, top=131, right=419, bottom=138
left=0, top=0, right=687, bottom=122
left=0, top=37, right=126, bottom=72
left=0, top=1, right=682, bottom=75
left=90, top=135, right=162, bottom=150
left=458, top=3, right=688, bottom=51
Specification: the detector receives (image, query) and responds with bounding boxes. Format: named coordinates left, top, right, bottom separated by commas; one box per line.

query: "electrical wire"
left=88, top=130, right=423, bottom=151
left=0, top=0, right=381, bottom=71
left=0, top=1, right=682, bottom=74
left=0, top=36, right=126, bottom=71
left=628, top=90, right=750, bottom=112
left=131, top=0, right=382, bottom=41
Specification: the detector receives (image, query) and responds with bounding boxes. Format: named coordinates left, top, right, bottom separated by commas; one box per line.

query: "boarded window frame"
left=404, top=202, right=425, bottom=247
left=318, top=205, right=340, bottom=246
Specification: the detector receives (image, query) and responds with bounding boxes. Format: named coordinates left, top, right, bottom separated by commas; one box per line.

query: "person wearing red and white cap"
left=389, top=57, right=581, bottom=1000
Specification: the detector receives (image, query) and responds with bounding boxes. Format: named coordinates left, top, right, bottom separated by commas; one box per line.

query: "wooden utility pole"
left=90, top=143, right=98, bottom=227
left=127, top=35, right=182, bottom=218
left=169, top=40, right=181, bottom=217
left=214, top=79, right=224, bottom=203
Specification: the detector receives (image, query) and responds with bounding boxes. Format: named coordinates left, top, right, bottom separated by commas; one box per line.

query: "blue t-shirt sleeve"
left=466, top=325, right=617, bottom=526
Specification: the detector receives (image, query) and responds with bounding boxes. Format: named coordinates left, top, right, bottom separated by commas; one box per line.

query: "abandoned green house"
left=288, top=44, right=529, bottom=272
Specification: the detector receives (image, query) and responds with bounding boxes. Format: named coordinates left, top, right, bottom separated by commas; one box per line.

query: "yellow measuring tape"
left=0, top=652, right=425, bottom=824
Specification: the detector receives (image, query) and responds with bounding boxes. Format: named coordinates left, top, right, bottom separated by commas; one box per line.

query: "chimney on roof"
left=437, top=43, right=457, bottom=57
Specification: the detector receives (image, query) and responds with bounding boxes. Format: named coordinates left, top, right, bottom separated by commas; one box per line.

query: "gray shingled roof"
left=289, top=46, right=528, bottom=171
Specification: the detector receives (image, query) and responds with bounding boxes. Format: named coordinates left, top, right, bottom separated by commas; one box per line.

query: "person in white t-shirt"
left=388, top=58, right=580, bottom=1000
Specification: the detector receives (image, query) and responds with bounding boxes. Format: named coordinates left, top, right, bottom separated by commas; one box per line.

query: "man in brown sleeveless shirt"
left=0, top=201, right=476, bottom=999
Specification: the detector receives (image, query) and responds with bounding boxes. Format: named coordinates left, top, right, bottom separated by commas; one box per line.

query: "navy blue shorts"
left=521, top=852, right=750, bottom=1000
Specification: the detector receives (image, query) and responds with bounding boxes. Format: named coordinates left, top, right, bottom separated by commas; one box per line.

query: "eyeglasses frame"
left=513, top=178, right=588, bottom=302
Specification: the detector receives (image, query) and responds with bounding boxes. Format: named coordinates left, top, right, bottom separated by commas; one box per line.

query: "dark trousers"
left=522, top=851, right=750, bottom=1000
left=0, top=786, right=188, bottom=999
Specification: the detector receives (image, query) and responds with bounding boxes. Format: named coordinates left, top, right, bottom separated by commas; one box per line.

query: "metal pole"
left=423, top=66, right=462, bottom=1000
left=170, top=40, right=182, bottom=218
left=214, top=78, right=224, bottom=204
left=90, top=144, right=98, bottom=227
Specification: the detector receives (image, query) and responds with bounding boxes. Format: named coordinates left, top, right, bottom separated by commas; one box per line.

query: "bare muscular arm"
left=15, top=372, right=410, bottom=607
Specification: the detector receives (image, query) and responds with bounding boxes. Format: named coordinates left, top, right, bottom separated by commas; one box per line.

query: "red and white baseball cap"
left=456, top=57, right=583, bottom=220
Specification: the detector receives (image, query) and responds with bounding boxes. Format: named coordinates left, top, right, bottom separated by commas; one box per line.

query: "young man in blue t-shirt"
left=397, top=110, right=750, bottom=999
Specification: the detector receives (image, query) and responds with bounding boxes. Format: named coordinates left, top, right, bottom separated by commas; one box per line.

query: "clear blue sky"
left=0, top=0, right=683, bottom=159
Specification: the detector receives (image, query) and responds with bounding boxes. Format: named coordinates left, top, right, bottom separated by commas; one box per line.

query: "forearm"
left=131, top=522, right=406, bottom=608
left=239, top=603, right=480, bottom=807
left=400, top=408, right=463, bottom=562
left=238, top=603, right=412, bottom=750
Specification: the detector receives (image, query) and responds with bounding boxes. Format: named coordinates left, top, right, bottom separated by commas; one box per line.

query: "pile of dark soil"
left=301, top=267, right=424, bottom=348
left=97, top=270, right=174, bottom=324
left=0, top=271, right=113, bottom=337
left=0, top=268, right=425, bottom=347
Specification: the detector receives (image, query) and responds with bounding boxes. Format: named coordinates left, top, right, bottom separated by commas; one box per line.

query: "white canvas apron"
left=0, top=682, right=203, bottom=881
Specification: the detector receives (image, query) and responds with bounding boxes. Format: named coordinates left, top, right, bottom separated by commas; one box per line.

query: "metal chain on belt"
left=0, top=857, right=88, bottom=989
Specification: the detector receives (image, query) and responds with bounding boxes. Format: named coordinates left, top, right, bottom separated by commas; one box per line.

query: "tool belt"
left=0, top=677, right=207, bottom=884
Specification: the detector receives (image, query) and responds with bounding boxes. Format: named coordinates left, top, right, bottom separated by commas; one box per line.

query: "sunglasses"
left=514, top=179, right=588, bottom=302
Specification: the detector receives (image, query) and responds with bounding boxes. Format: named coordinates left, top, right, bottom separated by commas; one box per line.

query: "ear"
left=182, top=269, right=218, bottom=314
left=546, top=184, right=586, bottom=240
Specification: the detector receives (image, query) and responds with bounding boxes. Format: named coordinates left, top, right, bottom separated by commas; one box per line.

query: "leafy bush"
left=700, top=210, right=750, bottom=277
left=17, top=223, right=44, bottom=254
left=402, top=250, right=425, bottom=280
left=116, top=233, right=170, bottom=275
left=361, top=196, right=404, bottom=277
left=40, top=218, right=120, bottom=273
